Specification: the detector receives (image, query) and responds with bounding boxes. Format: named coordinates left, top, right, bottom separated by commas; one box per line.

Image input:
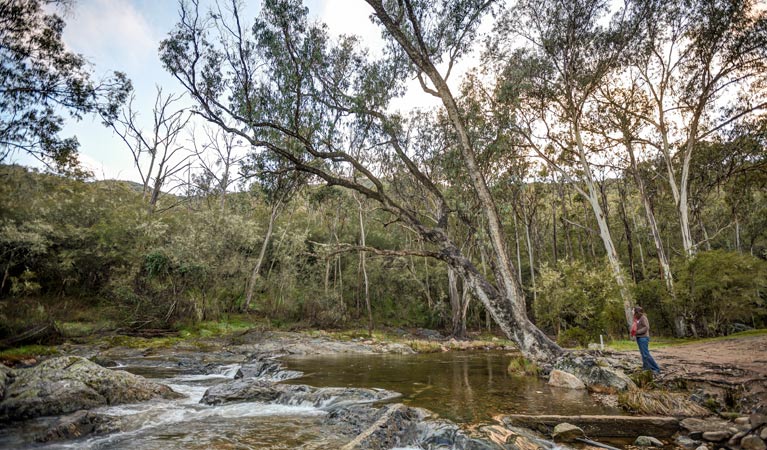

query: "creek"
left=0, top=351, right=621, bottom=449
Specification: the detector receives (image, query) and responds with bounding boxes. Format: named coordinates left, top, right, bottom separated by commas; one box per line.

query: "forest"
left=1, top=0, right=766, bottom=359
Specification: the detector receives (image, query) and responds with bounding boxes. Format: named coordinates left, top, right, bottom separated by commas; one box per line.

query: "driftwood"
left=0, top=321, right=61, bottom=350
left=502, top=414, right=680, bottom=438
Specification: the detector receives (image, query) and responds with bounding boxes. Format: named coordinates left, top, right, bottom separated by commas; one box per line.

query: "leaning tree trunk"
left=366, top=0, right=564, bottom=361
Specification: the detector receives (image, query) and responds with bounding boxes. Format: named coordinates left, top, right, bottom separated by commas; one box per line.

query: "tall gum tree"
left=160, top=0, right=563, bottom=361
left=490, top=0, right=649, bottom=328
left=631, top=0, right=767, bottom=258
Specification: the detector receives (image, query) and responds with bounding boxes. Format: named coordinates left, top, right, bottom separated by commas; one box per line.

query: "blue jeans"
left=636, top=337, right=661, bottom=373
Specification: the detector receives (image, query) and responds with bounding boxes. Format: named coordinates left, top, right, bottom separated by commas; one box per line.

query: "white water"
left=34, top=373, right=331, bottom=450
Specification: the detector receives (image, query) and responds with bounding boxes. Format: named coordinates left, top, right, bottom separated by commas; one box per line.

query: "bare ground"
left=637, top=334, right=767, bottom=412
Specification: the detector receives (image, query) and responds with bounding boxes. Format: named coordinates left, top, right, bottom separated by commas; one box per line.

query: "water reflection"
left=282, top=351, right=622, bottom=423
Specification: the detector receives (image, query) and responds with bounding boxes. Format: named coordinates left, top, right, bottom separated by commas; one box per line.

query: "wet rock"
left=761, top=428, right=767, bottom=440
left=551, top=423, right=584, bottom=442
left=0, top=364, right=14, bottom=401
left=702, top=430, right=731, bottom=442
left=676, top=435, right=699, bottom=448
left=742, top=436, right=767, bottom=450
left=548, top=370, right=586, bottom=390
left=736, top=417, right=752, bottom=426
left=553, top=355, right=635, bottom=392
left=234, top=356, right=302, bottom=381
left=200, top=379, right=400, bottom=408
left=35, top=410, right=119, bottom=442
left=695, top=445, right=708, bottom=450
left=689, top=431, right=704, bottom=440
left=635, top=435, right=664, bottom=447
left=0, top=356, right=184, bottom=421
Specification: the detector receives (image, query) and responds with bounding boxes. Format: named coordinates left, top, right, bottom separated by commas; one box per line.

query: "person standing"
left=631, top=306, right=661, bottom=374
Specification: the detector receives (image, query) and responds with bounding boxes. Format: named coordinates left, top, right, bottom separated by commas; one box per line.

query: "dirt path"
left=643, top=334, right=767, bottom=412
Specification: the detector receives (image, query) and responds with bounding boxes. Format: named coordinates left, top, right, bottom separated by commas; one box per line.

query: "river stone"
left=553, top=355, right=635, bottom=392
left=548, top=370, right=586, bottom=390
left=730, top=431, right=748, bottom=446
left=35, top=410, right=119, bottom=442
left=234, top=357, right=302, bottom=381
left=0, top=364, right=14, bottom=401
left=0, top=356, right=183, bottom=421
left=742, top=436, right=767, bottom=450
left=676, top=435, right=699, bottom=448
left=761, top=428, right=767, bottom=440
left=635, top=436, right=664, bottom=447
left=695, top=445, right=708, bottom=450
left=201, top=379, right=400, bottom=408
left=752, top=414, right=767, bottom=428
left=702, top=430, right=732, bottom=442
left=551, top=423, right=585, bottom=442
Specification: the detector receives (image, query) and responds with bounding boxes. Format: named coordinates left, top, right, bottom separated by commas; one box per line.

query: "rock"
left=752, top=414, right=767, bottom=428
left=234, top=356, right=303, bottom=381
left=761, top=428, right=767, bottom=441
left=681, top=418, right=733, bottom=434
left=676, top=435, right=699, bottom=448
left=730, top=431, right=748, bottom=445
left=702, top=430, right=731, bottom=442
left=548, top=370, right=586, bottom=390
left=736, top=417, right=752, bottom=426
left=0, top=356, right=183, bottom=421
left=551, top=423, right=585, bottom=442
left=35, top=410, right=119, bottom=442
left=742, top=436, right=767, bottom=450
left=201, top=379, right=400, bottom=408
left=689, top=431, right=703, bottom=440
left=0, top=364, right=14, bottom=401
left=695, top=445, right=708, bottom=450
left=554, top=355, right=635, bottom=392
left=635, top=436, right=664, bottom=447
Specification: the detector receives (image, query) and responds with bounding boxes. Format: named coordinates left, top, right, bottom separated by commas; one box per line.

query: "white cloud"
left=63, top=0, right=157, bottom=71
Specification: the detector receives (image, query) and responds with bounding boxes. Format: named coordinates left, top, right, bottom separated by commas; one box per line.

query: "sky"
left=16, top=0, right=456, bottom=183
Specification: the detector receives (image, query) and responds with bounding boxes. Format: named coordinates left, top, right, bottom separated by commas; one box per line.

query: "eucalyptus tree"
left=161, top=0, right=563, bottom=360
left=0, top=0, right=130, bottom=174
left=490, top=0, right=649, bottom=327
left=629, top=0, right=767, bottom=258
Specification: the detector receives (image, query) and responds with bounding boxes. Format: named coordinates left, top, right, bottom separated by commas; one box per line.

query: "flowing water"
left=0, top=351, right=622, bottom=449
left=281, top=351, right=622, bottom=423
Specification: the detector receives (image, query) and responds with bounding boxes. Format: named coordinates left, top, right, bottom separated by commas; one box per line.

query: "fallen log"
left=0, top=321, right=61, bottom=350
left=502, top=414, right=679, bottom=438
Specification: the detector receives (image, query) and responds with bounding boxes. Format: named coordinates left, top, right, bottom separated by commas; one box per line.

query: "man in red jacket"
left=631, top=306, right=661, bottom=374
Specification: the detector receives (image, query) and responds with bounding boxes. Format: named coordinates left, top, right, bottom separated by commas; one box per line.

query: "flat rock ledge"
left=503, top=414, right=680, bottom=438
left=200, top=379, right=400, bottom=408
left=0, top=356, right=183, bottom=422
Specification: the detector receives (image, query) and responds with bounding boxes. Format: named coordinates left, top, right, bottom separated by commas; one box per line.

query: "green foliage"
left=557, top=327, right=590, bottom=348
left=0, top=0, right=130, bottom=173
left=507, top=356, right=540, bottom=376
left=675, top=250, right=767, bottom=336
left=534, top=259, right=624, bottom=340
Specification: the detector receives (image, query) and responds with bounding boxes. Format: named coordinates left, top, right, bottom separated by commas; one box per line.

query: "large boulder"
left=200, top=379, right=400, bottom=408
left=0, top=356, right=183, bottom=421
left=554, top=356, right=636, bottom=392
left=548, top=370, right=586, bottom=390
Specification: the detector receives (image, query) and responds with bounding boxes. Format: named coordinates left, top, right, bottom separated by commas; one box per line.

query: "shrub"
left=534, top=259, right=624, bottom=341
